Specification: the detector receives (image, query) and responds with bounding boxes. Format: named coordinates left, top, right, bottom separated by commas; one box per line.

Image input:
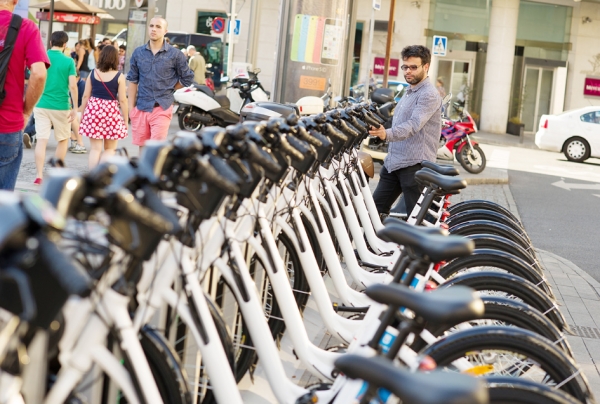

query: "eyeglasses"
left=400, top=64, right=423, bottom=72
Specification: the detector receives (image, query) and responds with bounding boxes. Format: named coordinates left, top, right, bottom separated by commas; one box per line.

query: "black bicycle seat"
left=335, top=354, right=488, bottom=404
left=421, top=160, right=460, bottom=176
left=377, top=221, right=473, bottom=262
left=415, top=168, right=467, bottom=192
left=382, top=216, right=448, bottom=235
left=365, top=283, right=484, bottom=324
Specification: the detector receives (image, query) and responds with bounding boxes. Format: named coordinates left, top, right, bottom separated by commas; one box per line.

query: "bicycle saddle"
left=365, top=283, right=483, bottom=324
left=421, top=160, right=460, bottom=176
left=415, top=167, right=467, bottom=192
left=377, top=221, right=473, bottom=262
left=382, top=216, right=448, bottom=235
left=335, top=354, right=488, bottom=404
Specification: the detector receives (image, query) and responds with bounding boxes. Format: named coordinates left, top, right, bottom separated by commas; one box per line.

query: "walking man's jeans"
left=0, top=132, right=24, bottom=191
left=373, top=163, right=423, bottom=216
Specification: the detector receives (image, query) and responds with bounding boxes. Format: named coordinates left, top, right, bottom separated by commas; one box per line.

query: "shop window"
left=429, top=0, right=491, bottom=38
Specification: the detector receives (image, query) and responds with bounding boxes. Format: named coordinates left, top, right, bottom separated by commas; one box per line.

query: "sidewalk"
left=472, top=129, right=538, bottom=150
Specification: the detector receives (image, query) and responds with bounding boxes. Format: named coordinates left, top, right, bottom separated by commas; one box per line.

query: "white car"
left=535, top=106, right=600, bottom=162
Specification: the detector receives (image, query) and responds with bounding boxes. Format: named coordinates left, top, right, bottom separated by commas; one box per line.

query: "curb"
left=464, top=177, right=509, bottom=185
left=537, top=248, right=600, bottom=298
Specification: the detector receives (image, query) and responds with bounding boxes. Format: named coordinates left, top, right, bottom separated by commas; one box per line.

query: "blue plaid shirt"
left=384, top=78, right=442, bottom=172
left=127, top=41, right=194, bottom=112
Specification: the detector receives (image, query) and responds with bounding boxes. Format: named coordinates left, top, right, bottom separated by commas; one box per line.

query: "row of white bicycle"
left=0, top=101, right=593, bottom=404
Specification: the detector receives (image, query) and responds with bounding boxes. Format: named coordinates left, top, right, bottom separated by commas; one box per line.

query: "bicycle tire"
left=449, top=220, right=533, bottom=252
left=439, top=249, right=553, bottom=297
left=485, top=376, right=581, bottom=404
left=421, top=326, right=592, bottom=402
left=465, top=234, right=540, bottom=272
left=438, top=271, right=568, bottom=332
left=421, top=296, right=573, bottom=357
left=448, top=200, right=522, bottom=226
left=139, top=325, right=191, bottom=404
left=446, top=209, right=527, bottom=236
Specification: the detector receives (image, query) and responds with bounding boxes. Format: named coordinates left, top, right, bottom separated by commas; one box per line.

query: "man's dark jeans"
left=373, top=163, right=423, bottom=216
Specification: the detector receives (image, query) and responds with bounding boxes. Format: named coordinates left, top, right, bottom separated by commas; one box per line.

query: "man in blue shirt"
left=126, top=17, right=194, bottom=149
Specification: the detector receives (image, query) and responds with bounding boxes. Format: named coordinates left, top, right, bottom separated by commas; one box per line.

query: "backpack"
left=0, top=14, right=23, bottom=107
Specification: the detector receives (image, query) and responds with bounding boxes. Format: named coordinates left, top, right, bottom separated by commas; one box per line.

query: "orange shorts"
left=130, top=105, right=173, bottom=146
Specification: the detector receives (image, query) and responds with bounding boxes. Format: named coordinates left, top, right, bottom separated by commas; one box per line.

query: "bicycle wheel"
left=450, top=220, right=533, bottom=252
left=438, top=271, right=568, bottom=332
left=167, top=293, right=237, bottom=404
left=485, top=376, right=581, bottom=404
left=138, top=326, right=191, bottom=404
left=421, top=326, right=592, bottom=402
left=446, top=209, right=526, bottom=236
left=421, top=296, right=572, bottom=357
left=466, top=234, right=540, bottom=272
left=448, top=200, right=522, bottom=226
left=438, top=250, right=553, bottom=297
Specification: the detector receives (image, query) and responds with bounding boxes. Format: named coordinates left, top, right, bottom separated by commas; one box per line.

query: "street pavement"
left=14, top=122, right=600, bottom=400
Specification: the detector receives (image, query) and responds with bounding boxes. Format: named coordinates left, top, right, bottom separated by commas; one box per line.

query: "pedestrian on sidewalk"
left=126, top=17, right=194, bottom=150
left=33, top=30, right=78, bottom=185
left=369, top=45, right=442, bottom=216
left=188, top=45, right=206, bottom=85
left=68, top=72, right=87, bottom=154
left=118, top=44, right=126, bottom=72
left=76, top=38, right=91, bottom=79
left=79, top=45, right=128, bottom=169
left=0, top=0, right=49, bottom=191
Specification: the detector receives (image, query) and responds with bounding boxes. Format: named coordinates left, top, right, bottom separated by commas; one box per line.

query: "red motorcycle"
left=437, top=103, right=486, bottom=174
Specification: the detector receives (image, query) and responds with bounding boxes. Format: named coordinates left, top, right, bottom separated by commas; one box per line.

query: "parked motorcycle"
left=174, top=68, right=270, bottom=131
left=438, top=102, right=486, bottom=174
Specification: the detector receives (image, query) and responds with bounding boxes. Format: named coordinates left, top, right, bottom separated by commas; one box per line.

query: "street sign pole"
left=383, top=0, right=396, bottom=88
left=146, top=0, right=156, bottom=42
left=363, top=1, right=377, bottom=100
left=47, top=0, right=55, bottom=49
left=226, top=0, right=237, bottom=79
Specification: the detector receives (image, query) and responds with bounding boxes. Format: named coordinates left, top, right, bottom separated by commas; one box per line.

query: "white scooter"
left=174, top=68, right=270, bottom=131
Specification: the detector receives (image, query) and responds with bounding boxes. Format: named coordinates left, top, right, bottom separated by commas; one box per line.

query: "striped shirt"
left=384, top=77, right=442, bottom=172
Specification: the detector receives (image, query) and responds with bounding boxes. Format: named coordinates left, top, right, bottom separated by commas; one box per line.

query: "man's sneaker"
left=23, top=133, right=32, bottom=149
left=33, top=178, right=42, bottom=185
left=72, top=144, right=87, bottom=154
left=68, top=139, right=76, bottom=151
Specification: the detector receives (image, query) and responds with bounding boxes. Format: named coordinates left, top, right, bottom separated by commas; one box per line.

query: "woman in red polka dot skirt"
left=79, top=45, right=129, bottom=169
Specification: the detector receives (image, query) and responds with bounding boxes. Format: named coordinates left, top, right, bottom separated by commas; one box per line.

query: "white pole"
left=363, top=4, right=376, bottom=100
left=227, top=0, right=237, bottom=78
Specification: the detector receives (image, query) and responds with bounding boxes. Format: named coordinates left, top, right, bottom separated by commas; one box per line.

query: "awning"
left=34, top=0, right=107, bottom=15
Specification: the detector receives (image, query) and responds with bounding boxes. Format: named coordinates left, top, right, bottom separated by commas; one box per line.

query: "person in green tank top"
left=33, top=31, right=78, bottom=185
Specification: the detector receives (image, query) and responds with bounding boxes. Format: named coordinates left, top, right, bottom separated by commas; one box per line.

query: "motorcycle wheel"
left=178, top=110, right=203, bottom=131
left=458, top=144, right=486, bottom=174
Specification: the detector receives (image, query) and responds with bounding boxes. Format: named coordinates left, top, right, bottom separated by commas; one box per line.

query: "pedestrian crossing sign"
left=433, top=35, right=447, bottom=56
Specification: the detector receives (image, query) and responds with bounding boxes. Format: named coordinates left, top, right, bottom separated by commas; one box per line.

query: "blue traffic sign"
left=212, top=17, right=225, bottom=34
left=228, top=19, right=242, bottom=36
left=433, top=35, right=447, bottom=56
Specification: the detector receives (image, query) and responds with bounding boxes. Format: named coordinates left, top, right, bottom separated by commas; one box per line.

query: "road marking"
left=594, top=195, right=600, bottom=198
left=552, top=179, right=600, bottom=191
left=489, top=149, right=510, bottom=169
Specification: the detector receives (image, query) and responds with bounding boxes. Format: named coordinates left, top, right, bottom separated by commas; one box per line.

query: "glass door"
left=438, top=59, right=472, bottom=116
left=522, top=66, right=554, bottom=132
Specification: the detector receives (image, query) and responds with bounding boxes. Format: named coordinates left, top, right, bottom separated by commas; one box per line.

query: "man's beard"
left=405, top=70, right=426, bottom=85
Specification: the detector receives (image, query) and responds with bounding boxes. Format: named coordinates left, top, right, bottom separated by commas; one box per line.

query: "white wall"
left=355, top=0, right=430, bottom=84
left=565, top=1, right=600, bottom=110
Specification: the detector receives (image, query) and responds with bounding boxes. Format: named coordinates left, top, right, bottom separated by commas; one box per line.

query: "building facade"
left=55, top=0, right=600, bottom=134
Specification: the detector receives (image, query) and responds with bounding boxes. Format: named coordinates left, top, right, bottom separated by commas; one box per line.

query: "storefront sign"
left=373, top=57, right=398, bottom=77
left=98, top=0, right=127, bottom=10
left=36, top=12, right=101, bottom=25
left=135, top=0, right=147, bottom=7
left=584, top=77, right=600, bottom=97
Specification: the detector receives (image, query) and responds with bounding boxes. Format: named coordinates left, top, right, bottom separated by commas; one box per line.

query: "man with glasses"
left=369, top=45, right=442, bottom=216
